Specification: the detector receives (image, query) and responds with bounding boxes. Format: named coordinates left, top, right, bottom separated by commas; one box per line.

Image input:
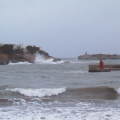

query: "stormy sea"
left=0, top=58, right=120, bottom=120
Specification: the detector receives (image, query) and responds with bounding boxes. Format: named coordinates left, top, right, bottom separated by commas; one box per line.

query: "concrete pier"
left=89, top=64, right=120, bottom=72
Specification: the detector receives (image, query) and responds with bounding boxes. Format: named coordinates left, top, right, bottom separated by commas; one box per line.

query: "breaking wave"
left=5, top=86, right=120, bottom=100
left=9, top=62, right=32, bottom=65
left=1, top=86, right=120, bottom=107
left=8, top=55, right=65, bottom=65
left=35, top=54, right=64, bottom=64
left=6, top=88, right=66, bottom=98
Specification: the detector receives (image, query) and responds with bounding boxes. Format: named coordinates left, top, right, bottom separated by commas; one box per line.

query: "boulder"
left=0, top=54, right=9, bottom=65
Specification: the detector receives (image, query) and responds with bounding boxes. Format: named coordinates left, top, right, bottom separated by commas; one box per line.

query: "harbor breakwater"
left=78, top=54, right=120, bottom=60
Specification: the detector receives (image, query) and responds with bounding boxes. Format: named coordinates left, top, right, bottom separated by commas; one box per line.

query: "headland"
left=0, top=44, right=61, bottom=65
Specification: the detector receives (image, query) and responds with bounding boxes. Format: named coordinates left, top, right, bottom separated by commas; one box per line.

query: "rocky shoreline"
left=78, top=53, right=120, bottom=60
left=0, top=44, right=61, bottom=65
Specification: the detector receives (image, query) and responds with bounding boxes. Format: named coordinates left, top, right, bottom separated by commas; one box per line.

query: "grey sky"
left=0, top=0, right=120, bottom=57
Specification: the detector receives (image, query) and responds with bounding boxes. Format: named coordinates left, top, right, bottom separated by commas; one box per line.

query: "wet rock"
left=53, top=58, right=61, bottom=62
left=0, top=44, right=60, bottom=65
left=0, top=54, right=9, bottom=65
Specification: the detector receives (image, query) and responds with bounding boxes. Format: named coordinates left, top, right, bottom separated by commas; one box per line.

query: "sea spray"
left=35, top=54, right=64, bottom=64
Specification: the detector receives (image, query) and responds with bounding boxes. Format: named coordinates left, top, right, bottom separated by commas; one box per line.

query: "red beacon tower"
left=99, top=59, right=104, bottom=71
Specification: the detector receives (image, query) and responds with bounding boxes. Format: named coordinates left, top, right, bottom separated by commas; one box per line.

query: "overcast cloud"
left=0, top=0, right=120, bottom=57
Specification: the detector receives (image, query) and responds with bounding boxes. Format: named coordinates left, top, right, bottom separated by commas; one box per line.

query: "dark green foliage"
left=26, top=46, right=40, bottom=54
left=14, top=46, right=24, bottom=54
left=0, top=44, right=41, bottom=55
left=0, top=44, right=14, bottom=55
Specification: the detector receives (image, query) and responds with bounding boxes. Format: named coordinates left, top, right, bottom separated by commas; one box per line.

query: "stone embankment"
left=89, top=64, right=120, bottom=72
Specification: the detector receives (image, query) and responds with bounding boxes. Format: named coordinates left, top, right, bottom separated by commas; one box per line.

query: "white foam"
left=9, top=62, right=31, bottom=65
left=116, top=88, right=120, bottom=95
left=6, top=88, right=66, bottom=97
left=8, top=55, right=64, bottom=65
left=0, top=103, right=120, bottom=120
left=35, top=54, right=64, bottom=64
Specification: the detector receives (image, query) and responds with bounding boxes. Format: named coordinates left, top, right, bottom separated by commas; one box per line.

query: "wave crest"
left=6, top=88, right=66, bottom=97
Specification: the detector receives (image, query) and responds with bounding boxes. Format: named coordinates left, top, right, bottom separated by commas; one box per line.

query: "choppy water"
left=0, top=59, right=120, bottom=120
